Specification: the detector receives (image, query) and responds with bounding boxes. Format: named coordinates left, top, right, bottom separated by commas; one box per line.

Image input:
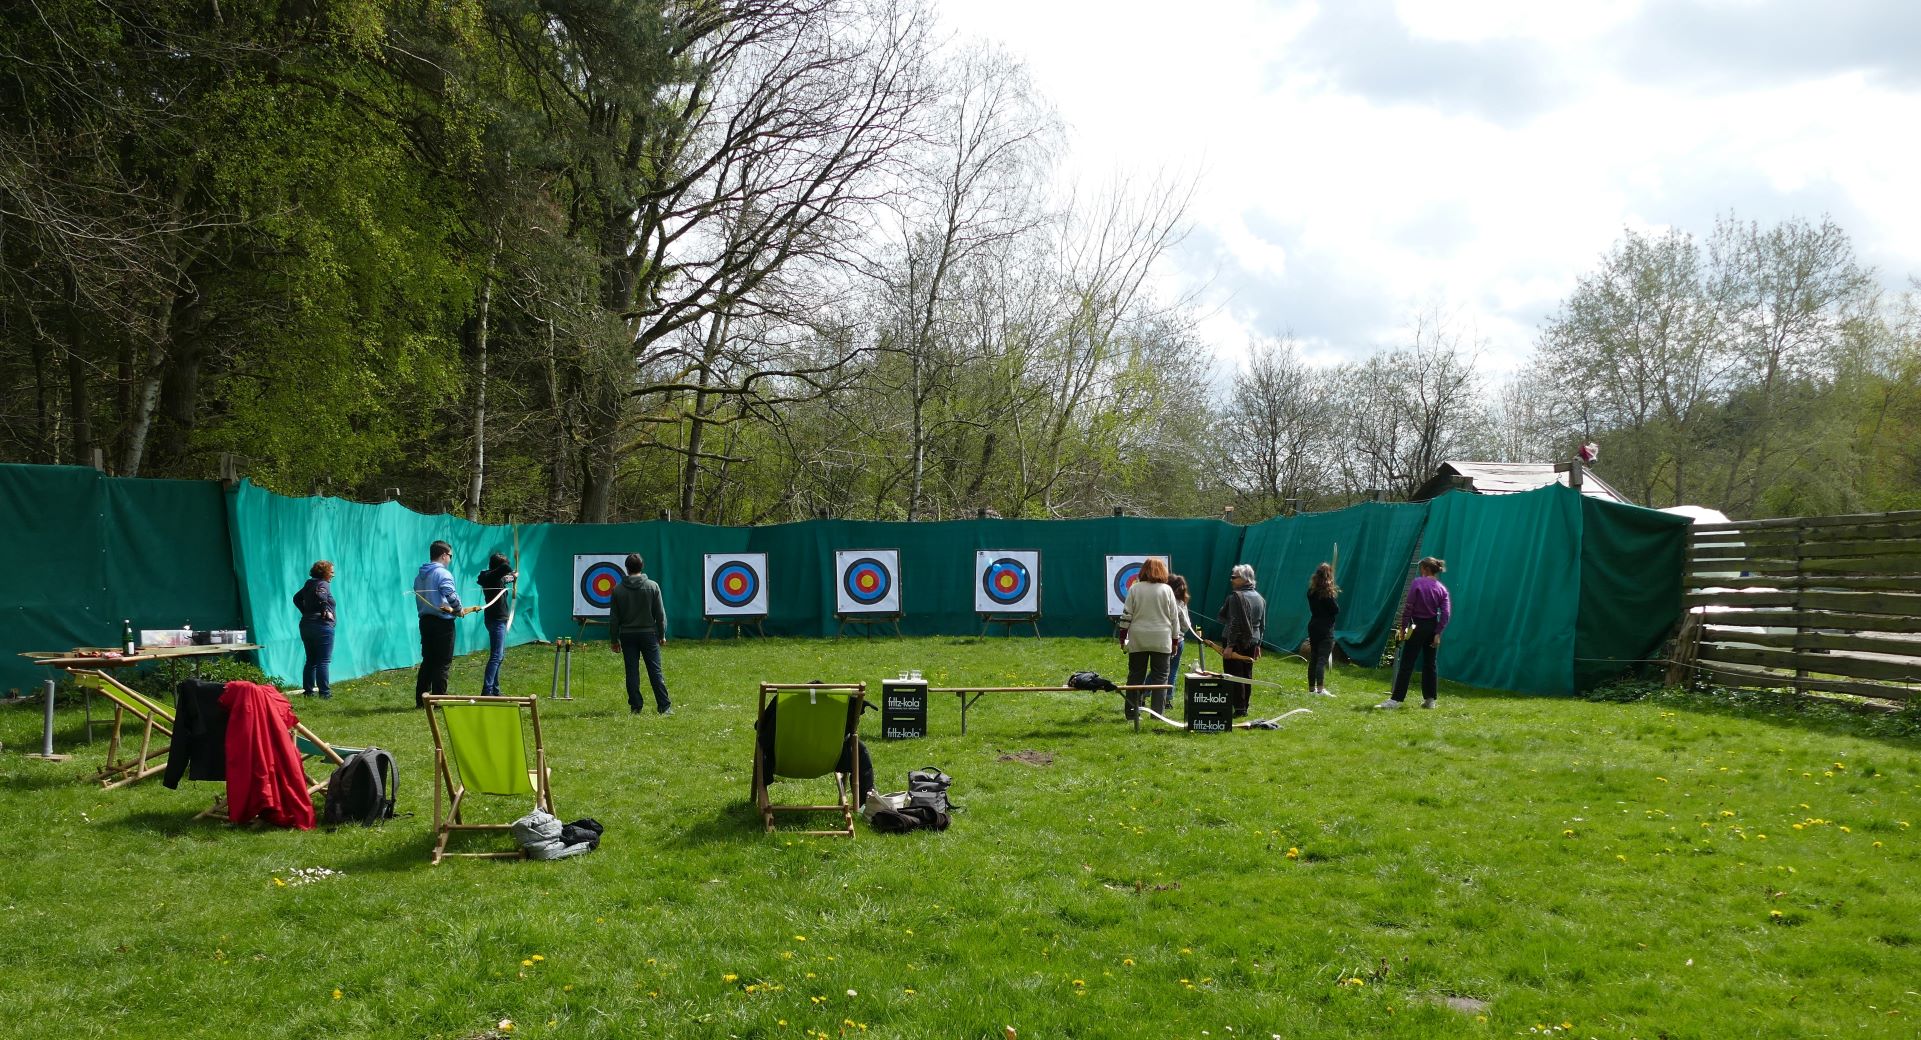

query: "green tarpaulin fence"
left=0, top=464, right=1685, bottom=698
left=0, top=466, right=244, bottom=695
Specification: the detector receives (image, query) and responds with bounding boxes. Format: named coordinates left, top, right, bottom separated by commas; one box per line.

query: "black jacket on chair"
left=163, top=679, right=230, bottom=787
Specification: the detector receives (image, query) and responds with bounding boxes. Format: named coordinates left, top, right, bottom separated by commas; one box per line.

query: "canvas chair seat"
left=424, top=695, right=554, bottom=864
left=753, top=682, right=866, bottom=838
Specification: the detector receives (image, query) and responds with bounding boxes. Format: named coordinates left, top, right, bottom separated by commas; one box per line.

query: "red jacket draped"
left=219, top=681, right=315, bottom=829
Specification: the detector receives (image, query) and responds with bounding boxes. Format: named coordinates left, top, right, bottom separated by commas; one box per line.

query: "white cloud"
left=939, top=0, right=1921, bottom=374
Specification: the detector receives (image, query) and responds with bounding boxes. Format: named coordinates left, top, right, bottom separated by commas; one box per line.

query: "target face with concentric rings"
left=835, top=550, right=900, bottom=613
left=975, top=550, right=1039, bottom=613
left=703, top=554, right=768, bottom=616
left=571, top=554, right=630, bottom=617
left=1105, top=555, right=1167, bottom=616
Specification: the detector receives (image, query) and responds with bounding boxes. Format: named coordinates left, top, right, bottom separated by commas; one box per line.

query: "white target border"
left=703, top=552, right=770, bottom=617
left=1105, top=554, right=1169, bottom=617
left=835, top=549, right=901, bottom=615
left=974, top=549, right=1041, bottom=614
left=572, top=554, right=630, bottom=617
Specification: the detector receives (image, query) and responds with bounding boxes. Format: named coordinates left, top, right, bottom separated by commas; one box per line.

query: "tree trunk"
left=466, top=264, right=494, bottom=520
left=576, top=375, right=622, bottom=522
left=29, top=328, right=52, bottom=463
left=64, top=274, right=93, bottom=467
left=543, top=323, right=570, bottom=522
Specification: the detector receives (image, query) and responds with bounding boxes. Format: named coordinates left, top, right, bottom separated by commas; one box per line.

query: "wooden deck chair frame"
left=423, top=695, right=554, bottom=865
left=70, top=669, right=175, bottom=789
left=753, top=682, right=866, bottom=838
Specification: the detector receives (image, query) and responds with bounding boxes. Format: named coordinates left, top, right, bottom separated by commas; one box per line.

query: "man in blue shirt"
left=414, top=540, right=475, bottom=707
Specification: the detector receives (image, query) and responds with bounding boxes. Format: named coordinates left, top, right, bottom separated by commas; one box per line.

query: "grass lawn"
left=3, top=635, right=1919, bottom=1039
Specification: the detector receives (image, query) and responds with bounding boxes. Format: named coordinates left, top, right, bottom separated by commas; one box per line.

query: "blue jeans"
left=299, top=619, right=334, bottom=698
left=619, top=630, right=671, bottom=713
left=482, top=618, right=507, bottom=696
left=1168, top=637, right=1185, bottom=689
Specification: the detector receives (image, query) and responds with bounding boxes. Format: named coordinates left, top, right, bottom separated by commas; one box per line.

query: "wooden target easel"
left=977, top=613, right=1041, bottom=638
left=835, top=612, right=903, bottom=638
left=704, top=615, right=767, bottom=640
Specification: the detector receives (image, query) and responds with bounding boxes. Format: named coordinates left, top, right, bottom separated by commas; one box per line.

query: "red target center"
left=726, top=576, right=744, bottom=593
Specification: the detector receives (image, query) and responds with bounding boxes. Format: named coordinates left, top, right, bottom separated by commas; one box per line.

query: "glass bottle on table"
left=122, top=619, right=135, bottom=655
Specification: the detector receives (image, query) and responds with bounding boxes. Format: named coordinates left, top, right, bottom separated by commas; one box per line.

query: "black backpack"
left=322, top=747, right=398, bottom=827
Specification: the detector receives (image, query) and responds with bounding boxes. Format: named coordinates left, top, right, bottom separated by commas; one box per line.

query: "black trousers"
left=1391, top=618, right=1439, bottom=702
left=1224, top=651, right=1256, bottom=715
left=1307, top=626, right=1333, bottom=690
left=1124, top=650, right=1172, bottom=717
left=416, top=615, right=456, bottom=704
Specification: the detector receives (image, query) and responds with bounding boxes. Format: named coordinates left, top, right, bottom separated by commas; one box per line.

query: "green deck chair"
left=753, top=682, right=867, bottom=837
left=423, top=695, right=554, bottom=864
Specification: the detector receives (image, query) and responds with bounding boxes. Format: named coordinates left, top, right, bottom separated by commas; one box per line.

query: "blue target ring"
left=982, top=557, right=1032, bottom=607
left=711, top=560, right=761, bottom=609
left=1113, top=561, right=1145, bottom=605
left=843, top=557, right=891, bottom=606
left=580, top=561, right=624, bottom=610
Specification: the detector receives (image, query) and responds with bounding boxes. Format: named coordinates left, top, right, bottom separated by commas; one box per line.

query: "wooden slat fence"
left=1674, top=508, right=1921, bottom=704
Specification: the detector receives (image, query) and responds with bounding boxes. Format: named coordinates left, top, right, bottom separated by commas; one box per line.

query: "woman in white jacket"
left=1117, top=556, right=1180, bottom=719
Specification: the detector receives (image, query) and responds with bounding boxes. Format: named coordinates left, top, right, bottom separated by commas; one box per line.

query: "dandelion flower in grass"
left=1286, top=847, right=1300, bottom=859
left=1841, top=825, right=1851, bottom=833
left=331, top=988, right=342, bottom=1000
left=562, top=984, right=573, bottom=992
left=498, top=1020, right=515, bottom=1033
left=1562, top=829, right=1575, bottom=838
left=1072, top=979, right=1085, bottom=987
left=904, top=988, right=916, bottom=996
left=521, top=959, right=533, bottom=967
left=1122, top=958, right=1135, bottom=967
left=722, top=973, right=738, bottom=983
left=794, top=935, right=807, bottom=942
left=1874, top=841, right=1884, bottom=848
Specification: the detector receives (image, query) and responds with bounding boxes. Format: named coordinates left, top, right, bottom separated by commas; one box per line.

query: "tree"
left=1219, top=336, right=1325, bottom=517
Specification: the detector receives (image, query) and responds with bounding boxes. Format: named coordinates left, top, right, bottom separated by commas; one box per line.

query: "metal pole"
left=550, top=640, right=562, bottom=698
left=562, top=639, right=573, bottom=700
left=41, top=678, right=57, bottom=757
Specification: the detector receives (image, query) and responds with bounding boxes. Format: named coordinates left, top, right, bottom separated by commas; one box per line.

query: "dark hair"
left=489, top=551, right=510, bottom=569
left=625, top=552, right=645, bottom=574
left=1137, top=557, right=1169, bottom=583
left=311, top=560, right=334, bottom=580
left=1309, top=562, right=1338, bottom=598
left=1419, top=556, right=1447, bottom=575
left=1167, top=573, right=1190, bottom=604
left=429, top=540, right=452, bottom=561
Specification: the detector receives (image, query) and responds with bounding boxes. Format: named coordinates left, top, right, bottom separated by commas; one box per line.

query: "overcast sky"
left=937, top=0, right=1921, bottom=376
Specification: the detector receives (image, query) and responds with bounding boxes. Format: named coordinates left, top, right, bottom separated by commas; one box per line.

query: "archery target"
left=836, top=550, right=900, bottom=614
left=571, top=555, right=628, bottom=617
left=704, top=553, right=768, bottom=616
left=975, top=550, right=1040, bottom=613
left=1105, top=555, right=1168, bottom=616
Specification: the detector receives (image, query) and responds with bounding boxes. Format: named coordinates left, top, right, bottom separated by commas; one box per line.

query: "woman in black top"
left=1305, top=562, right=1339, bottom=696
left=293, top=561, right=336, bottom=699
left=478, top=552, right=517, bottom=696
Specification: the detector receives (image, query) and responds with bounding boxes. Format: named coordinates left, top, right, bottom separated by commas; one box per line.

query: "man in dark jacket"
left=609, top=552, right=672, bottom=715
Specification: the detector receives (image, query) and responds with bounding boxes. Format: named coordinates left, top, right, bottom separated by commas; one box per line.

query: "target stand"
left=703, top=615, right=767, bottom=641
left=977, top=612, right=1041, bottom=638
left=835, top=612, right=903, bottom=638
left=572, top=616, right=608, bottom=641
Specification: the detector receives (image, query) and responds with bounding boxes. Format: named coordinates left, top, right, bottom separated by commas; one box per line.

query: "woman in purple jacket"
left=1378, top=557, right=1449, bottom=709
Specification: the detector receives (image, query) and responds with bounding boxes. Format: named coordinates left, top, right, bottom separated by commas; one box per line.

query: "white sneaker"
left=1421, top=699, right=1436, bottom=709
left=1374, top=699, right=1402, bottom=709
